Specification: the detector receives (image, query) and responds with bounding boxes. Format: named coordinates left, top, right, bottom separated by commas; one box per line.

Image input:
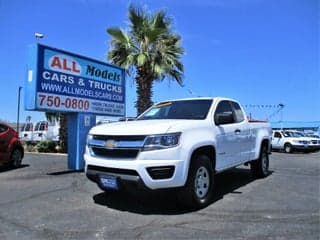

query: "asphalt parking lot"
left=0, top=151, right=319, bottom=240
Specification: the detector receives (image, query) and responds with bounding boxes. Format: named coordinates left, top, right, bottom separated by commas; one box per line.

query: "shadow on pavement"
left=0, top=164, right=30, bottom=173
left=93, top=167, right=273, bottom=215
left=47, top=170, right=83, bottom=175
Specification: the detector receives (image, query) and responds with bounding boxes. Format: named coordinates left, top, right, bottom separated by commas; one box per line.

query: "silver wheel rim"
left=12, top=150, right=21, bottom=166
left=285, top=145, right=291, bottom=153
left=194, top=166, right=210, bottom=199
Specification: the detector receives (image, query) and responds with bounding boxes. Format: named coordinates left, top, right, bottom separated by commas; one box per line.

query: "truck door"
left=214, top=100, right=243, bottom=171
left=272, top=131, right=282, bottom=149
left=230, top=101, right=253, bottom=163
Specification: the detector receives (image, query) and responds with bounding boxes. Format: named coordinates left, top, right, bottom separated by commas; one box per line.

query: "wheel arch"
left=261, top=138, right=270, bottom=152
left=189, top=145, right=216, bottom=172
left=179, top=145, right=216, bottom=208
left=256, top=138, right=271, bottom=158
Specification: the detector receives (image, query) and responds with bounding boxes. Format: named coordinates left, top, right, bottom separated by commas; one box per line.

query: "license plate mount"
left=99, top=175, right=119, bottom=190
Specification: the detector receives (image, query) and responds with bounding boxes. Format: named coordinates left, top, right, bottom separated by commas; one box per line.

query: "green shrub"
left=36, top=141, right=57, bottom=153
left=23, top=142, right=37, bottom=152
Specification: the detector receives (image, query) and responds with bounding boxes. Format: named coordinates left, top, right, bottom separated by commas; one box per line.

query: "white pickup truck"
left=85, top=97, right=272, bottom=208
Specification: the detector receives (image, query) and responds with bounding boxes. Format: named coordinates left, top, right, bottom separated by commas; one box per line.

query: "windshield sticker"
left=154, top=101, right=172, bottom=108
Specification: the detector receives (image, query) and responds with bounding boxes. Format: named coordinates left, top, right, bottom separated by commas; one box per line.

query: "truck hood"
left=90, top=119, right=205, bottom=136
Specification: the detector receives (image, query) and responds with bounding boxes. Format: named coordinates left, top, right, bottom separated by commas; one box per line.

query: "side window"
left=231, top=101, right=245, bottom=123
left=214, top=101, right=235, bottom=124
left=0, top=124, right=8, bottom=133
left=26, top=123, right=33, bottom=131
left=40, top=123, right=45, bottom=131
left=34, top=123, right=40, bottom=131
left=22, top=123, right=32, bottom=131
left=274, top=132, right=281, bottom=138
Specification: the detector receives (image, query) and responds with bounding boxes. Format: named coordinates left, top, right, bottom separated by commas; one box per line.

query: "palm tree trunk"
left=59, top=113, right=68, bottom=153
left=135, top=67, right=153, bottom=116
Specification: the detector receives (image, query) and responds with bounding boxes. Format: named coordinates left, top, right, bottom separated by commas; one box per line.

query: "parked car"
left=302, top=133, right=320, bottom=152
left=271, top=130, right=313, bottom=153
left=19, top=122, right=33, bottom=141
left=46, top=121, right=60, bottom=141
left=0, top=123, right=24, bottom=167
left=118, top=117, right=136, bottom=122
left=96, top=119, right=114, bottom=125
left=32, top=120, right=59, bottom=142
left=32, top=121, right=48, bottom=141
left=308, top=134, right=320, bottom=138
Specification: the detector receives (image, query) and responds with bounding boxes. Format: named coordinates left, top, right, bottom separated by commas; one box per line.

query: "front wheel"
left=251, top=144, right=269, bottom=178
left=179, top=154, right=214, bottom=209
left=284, top=143, right=292, bottom=153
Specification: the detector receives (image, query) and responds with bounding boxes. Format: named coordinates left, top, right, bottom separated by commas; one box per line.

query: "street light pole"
left=278, top=103, right=285, bottom=130
left=17, top=86, right=22, bottom=136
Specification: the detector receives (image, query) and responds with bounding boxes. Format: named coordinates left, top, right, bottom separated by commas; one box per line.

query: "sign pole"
left=67, top=113, right=96, bottom=170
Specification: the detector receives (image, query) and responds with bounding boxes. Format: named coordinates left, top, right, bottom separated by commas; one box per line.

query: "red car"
left=0, top=123, right=24, bottom=167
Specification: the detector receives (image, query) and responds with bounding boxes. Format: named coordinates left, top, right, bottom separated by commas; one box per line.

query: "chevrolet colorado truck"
left=85, top=97, right=272, bottom=208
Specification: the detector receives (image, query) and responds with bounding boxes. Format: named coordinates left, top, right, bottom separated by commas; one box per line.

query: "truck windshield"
left=137, top=99, right=213, bottom=120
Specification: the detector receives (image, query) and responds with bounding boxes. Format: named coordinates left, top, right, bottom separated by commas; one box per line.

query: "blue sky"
left=0, top=0, right=319, bottom=123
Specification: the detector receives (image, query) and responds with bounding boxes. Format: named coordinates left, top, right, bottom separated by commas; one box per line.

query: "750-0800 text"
left=38, top=94, right=90, bottom=110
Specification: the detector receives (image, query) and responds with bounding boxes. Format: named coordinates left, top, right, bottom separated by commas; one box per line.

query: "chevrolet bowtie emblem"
left=105, top=140, right=117, bottom=149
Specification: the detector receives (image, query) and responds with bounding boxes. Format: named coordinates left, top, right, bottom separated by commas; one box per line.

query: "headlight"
left=142, top=132, right=181, bottom=151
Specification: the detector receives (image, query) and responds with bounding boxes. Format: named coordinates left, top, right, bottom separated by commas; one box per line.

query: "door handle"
left=235, top=129, right=241, bottom=134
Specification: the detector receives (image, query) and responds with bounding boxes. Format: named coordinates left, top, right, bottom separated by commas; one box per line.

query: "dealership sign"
left=25, top=44, right=125, bottom=116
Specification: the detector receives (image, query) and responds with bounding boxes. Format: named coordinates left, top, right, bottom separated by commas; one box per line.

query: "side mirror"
left=215, top=112, right=234, bottom=125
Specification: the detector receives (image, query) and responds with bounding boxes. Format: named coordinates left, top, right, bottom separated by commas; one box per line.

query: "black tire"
left=251, top=144, right=269, bottom=178
left=179, top=154, right=214, bottom=209
left=11, top=148, right=22, bottom=168
left=284, top=143, right=292, bottom=153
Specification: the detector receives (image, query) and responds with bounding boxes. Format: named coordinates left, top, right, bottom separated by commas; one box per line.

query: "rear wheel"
left=251, top=144, right=269, bottom=178
left=179, top=154, right=214, bottom=209
left=284, top=143, right=292, bottom=153
left=11, top=149, right=22, bottom=168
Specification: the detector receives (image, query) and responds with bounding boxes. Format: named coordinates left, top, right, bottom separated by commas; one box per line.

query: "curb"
left=25, top=152, right=68, bottom=157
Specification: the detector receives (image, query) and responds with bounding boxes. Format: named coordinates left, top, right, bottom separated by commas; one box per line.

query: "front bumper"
left=291, top=144, right=320, bottom=152
left=84, top=147, right=187, bottom=190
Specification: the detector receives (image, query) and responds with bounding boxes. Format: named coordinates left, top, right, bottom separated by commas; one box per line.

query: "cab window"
left=34, top=122, right=48, bottom=131
left=230, top=101, right=245, bottom=123
left=214, top=101, right=235, bottom=125
left=0, top=124, right=8, bottom=133
left=274, top=132, right=281, bottom=138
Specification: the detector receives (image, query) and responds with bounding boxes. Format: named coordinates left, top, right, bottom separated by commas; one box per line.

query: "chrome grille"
left=93, top=135, right=146, bottom=141
left=89, top=135, right=146, bottom=159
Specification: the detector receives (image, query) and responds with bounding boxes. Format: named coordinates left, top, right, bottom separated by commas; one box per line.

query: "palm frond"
left=107, top=28, right=130, bottom=46
left=106, top=5, right=185, bottom=114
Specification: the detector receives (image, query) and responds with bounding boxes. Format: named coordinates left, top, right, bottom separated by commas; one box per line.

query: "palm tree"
left=107, top=5, right=185, bottom=115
